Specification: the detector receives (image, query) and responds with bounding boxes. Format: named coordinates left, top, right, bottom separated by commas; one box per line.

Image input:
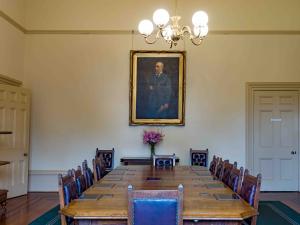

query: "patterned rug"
left=257, top=201, right=300, bottom=225
left=28, top=201, right=300, bottom=225
left=28, top=205, right=60, bottom=225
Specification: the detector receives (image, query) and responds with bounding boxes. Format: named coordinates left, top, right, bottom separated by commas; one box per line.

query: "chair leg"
left=61, top=214, right=67, bottom=225
left=251, top=216, right=257, bottom=225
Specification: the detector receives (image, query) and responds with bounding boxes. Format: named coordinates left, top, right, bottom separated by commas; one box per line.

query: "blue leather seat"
left=133, top=199, right=178, bottom=225
left=128, top=184, right=184, bottom=225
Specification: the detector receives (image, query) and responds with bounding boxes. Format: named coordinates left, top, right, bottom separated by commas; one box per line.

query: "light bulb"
left=192, top=11, right=208, bottom=27
left=162, top=25, right=172, bottom=40
left=193, top=26, right=200, bottom=36
left=199, top=25, right=208, bottom=37
left=153, top=9, right=170, bottom=27
left=138, top=20, right=154, bottom=35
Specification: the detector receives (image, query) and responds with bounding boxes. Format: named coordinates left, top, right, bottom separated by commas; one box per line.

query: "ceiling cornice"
left=1, top=9, right=300, bottom=36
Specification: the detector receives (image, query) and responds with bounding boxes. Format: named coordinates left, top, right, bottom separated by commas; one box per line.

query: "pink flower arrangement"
left=143, top=130, right=164, bottom=146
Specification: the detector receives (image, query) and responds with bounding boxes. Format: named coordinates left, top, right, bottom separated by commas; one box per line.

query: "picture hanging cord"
left=131, top=30, right=134, bottom=50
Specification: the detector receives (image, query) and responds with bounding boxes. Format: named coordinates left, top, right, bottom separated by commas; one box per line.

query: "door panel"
left=0, top=84, right=30, bottom=198
left=253, top=91, right=299, bottom=191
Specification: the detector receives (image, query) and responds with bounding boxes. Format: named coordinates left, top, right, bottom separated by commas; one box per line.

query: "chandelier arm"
left=143, top=29, right=161, bottom=44
left=181, top=26, right=192, bottom=36
left=190, top=37, right=204, bottom=46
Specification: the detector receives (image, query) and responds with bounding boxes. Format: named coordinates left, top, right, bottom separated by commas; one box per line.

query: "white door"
left=253, top=91, right=299, bottom=191
left=0, top=84, right=30, bottom=198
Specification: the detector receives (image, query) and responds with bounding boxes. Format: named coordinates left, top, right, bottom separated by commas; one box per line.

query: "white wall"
left=0, top=0, right=25, bottom=81
left=1, top=0, right=297, bottom=191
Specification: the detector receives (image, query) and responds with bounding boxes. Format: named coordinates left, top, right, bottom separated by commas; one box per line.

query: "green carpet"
left=29, top=201, right=300, bottom=225
left=257, top=201, right=300, bottom=225
left=29, top=205, right=61, bottom=225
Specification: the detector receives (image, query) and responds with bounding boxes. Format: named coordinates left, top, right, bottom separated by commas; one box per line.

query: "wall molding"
left=1, top=10, right=300, bottom=36
left=29, top=170, right=67, bottom=175
left=0, top=74, right=22, bottom=87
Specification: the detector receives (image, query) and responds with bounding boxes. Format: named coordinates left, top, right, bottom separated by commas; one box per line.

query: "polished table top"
left=61, top=165, right=256, bottom=221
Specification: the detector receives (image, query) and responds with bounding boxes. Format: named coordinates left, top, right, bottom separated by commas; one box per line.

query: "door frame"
left=246, top=82, right=300, bottom=190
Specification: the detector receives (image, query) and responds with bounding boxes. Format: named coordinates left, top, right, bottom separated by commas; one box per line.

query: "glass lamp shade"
left=194, top=25, right=209, bottom=37
left=162, top=25, right=172, bottom=40
left=153, top=9, right=170, bottom=26
left=138, top=19, right=154, bottom=35
left=192, top=11, right=208, bottom=27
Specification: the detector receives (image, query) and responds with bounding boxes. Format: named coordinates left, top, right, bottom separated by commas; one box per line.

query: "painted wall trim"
left=29, top=170, right=67, bottom=175
left=1, top=10, right=300, bottom=36
left=0, top=74, right=23, bottom=87
left=0, top=10, right=26, bottom=33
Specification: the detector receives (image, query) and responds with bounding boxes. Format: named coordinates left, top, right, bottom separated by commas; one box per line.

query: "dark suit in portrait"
left=147, top=72, right=171, bottom=119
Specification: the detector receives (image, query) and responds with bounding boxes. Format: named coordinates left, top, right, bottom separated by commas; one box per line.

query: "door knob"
left=24, top=153, right=28, bottom=157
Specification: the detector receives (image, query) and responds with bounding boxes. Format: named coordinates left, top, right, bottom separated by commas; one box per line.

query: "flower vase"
left=150, top=144, right=155, bottom=158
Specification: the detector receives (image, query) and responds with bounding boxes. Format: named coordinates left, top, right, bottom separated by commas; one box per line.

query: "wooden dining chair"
left=82, top=160, right=94, bottom=188
left=93, top=156, right=106, bottom=182
left=215, top=158, right=228, bottom=180
left=96, top=148, right=114, bottom=175
left=239, top=170, right=262, bottom=225
left=71, top=166, right=87, bottom=196
left=190, top=148, right=208, bottom=167
left=222, top=161, right=237, bottom=184
left=128, top=184, right=184, bottom=225
left=209, top=155, right=219, bottom=175
left=153, top=154, right=176, bottom=168
left=58, top=170, right=78, bottom=225
left=227, top=166, right=244, bottom=193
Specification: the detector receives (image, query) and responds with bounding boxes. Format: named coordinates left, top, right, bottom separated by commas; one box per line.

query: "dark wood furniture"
left=190, top=149, right=208, bottom=167
left=215, top=158, right=226, bottom=180
left=209, top=155, right=219, bottom=175
left=58, top=170, right=78, bottom=225
left=92, top=157, right=106, bottom=182
left=120, top=157, right=180, bottom=165
left=128, top=184, right=184, bottom=225
left=61, top=165, right=257, bottom=225
left=239, top=170, right=262, bottom=225
left=153, top=154, right=176, bottom=167
left=0, top=161, right=9, bottom=216
left=96, top=148, right=114, bottom=174
left=82, top=160, right=94, bottom=188
left=227, top=167, right=244, bottom=193
left=222, top=161, right=237, bottom=184
left=72, top=166, right=87, bottom=196
left=0, top=190, right=8, bottom=216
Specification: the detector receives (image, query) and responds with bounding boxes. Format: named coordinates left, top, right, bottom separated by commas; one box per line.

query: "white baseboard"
left=28, top=170, right=67, bottom=192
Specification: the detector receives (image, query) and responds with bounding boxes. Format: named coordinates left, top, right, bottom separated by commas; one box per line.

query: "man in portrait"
left=146, top=62, right=172, bottom=119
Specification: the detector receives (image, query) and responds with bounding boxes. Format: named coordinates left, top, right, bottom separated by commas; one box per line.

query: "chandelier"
left=138, top=8, right=208, bottom=48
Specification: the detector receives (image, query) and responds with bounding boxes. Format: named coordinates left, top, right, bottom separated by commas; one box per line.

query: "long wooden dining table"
left=61, top=165, right=257, bottom=225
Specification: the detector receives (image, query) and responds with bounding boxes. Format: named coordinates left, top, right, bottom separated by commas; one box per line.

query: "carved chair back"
left=227, top=166, right=244, bottom=193
left=93, top=156, right=106, bottom=182
left=239, top=170, right=262, bottom=225
left=72, top=166, right=87, bottom=196
left=215, top=158, right=228, bottom=180
left=96, top=148, right=114, bottom=173
left=128, top=184, right=184, bottom=225
left=209, top=155, right=219, bottom=175
left=58, top=170, right=78, bottom=225
left=190, top=148, right=208, bottom=167
left=153, top=154, right=176, bottom=168
left=82, top=159, right=94, bottom=188
left=222, top=161, right=237, bottom=184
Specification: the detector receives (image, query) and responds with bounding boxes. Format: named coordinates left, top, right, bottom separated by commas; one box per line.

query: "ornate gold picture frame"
left=130, top=50, right=186, bottom=126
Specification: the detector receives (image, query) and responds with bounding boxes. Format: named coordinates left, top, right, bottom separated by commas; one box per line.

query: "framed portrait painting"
left=130, top=50, right=186, bottom=125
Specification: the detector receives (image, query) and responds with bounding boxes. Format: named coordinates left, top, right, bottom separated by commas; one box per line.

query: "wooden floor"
left=0, top=192, right=300, bottom=225
left=0, top=192, right=59, bottom=225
